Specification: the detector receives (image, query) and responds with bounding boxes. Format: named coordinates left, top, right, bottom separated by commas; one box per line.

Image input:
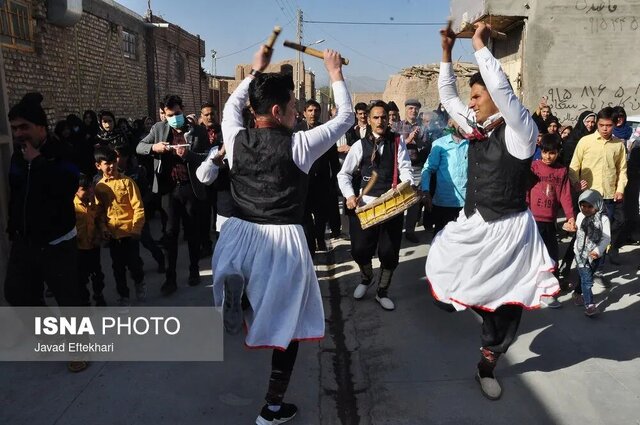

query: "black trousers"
left=166, top=184, right=201, bottom=279
left=140, top=221, right=164, bottom=267
left=327, top=183, right=341, bottom=234
left=536, top=221, right=559, bottom=277
left=265, top=341, right=299, bottom=405
left=78, top=247, right=105, bottom=305
left=109, top=237, right=144, bottom=298
left=199, top=185, right=218, bottom=246
left=404, top=202, right=423, bottom=235
left=4, top=237, right=81, bottom=306
left=432, top=205, right=462, bottom=235
left=349, top=213, right=404, bottom=270
left=304, top=180, right=333, bottom=253
left=473, top=305, right=523, bottom=354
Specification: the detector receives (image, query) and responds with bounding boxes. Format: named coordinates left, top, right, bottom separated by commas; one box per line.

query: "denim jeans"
left=577, top=258, right=601, bottom=305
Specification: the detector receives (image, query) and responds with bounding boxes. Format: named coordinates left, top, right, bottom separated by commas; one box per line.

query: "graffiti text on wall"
left=575, top=0, right=618, bottom=14
left=546, top=84, right=640, bottom=123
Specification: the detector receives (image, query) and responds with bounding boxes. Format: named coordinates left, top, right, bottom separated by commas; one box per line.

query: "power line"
left=216, top=39, right=267, bottom=60
left=304, top=19, right=445, bottom=26
left=274, top=0, right=295, bottom=22
left=312, top=26, right=397, bottom=71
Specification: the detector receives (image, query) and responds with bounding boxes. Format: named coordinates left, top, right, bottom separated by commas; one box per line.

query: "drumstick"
left=283, top=40, right=349, bottom=65
left=265, top=26, right=282, bottom=50
left=458, top=19, right=507, bottom=39
left=357, top=170, right=378, bottom=202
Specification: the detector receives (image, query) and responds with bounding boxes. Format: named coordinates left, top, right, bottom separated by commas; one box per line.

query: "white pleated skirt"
left=212, top=217, right=324, bottom=350
left=425, top=209, right=559, bottom=311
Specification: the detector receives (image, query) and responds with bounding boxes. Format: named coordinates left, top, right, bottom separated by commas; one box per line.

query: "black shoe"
left=187, top=272, right=200, bottom=287
left=157, top=262, right=166, bottom=274
left=405, top=233, right=419, bottom=243
left=94, top=295, right=107, bottom=307
left=161, top=280, right=177, bottom=296
left=256, top=403, right=297, bottom=425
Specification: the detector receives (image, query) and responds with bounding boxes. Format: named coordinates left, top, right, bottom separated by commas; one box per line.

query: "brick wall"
left=150, top=16, right=208, bottom=117
left=2, top=0, right=148, bottom=124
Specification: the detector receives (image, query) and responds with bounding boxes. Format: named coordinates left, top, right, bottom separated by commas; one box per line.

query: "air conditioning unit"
left=47, top=0, right=82, bottom=27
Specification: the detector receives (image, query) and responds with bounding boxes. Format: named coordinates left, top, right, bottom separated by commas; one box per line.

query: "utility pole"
left=211, top=49, right=219, bottom=121
left=296, top=8, right=303, bottom=107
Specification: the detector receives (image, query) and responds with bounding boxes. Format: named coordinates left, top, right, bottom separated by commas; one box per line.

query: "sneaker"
left=161, top=280, right=177, bottom=296
left=375, top=295, right=395, bottom=311
left=256, top=403, right=298, bottom=425
left=94, top=295, right=107, bottom=307
left=405, top=233, right=419, bottom=243
left=584, top=304, right=598, bottom=317
left=475, top=371, right=502, bottom=400
left=353, top=281, right=372, bottom=299
left=135, top=282, right=147, bottom=302
left=223, top=274, right=245, bottom=335
left=117, top=297, right=130, bottom=307
left=573, top=293, right=584, bottom=306
left=541, top=297, right=562, bottom=309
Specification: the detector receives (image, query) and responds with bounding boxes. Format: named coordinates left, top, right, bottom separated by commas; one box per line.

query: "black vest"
left=464, top=123, right=532, bottom=221
left=230, top=127, right=308, bottom=225
left=360, top=133, right=396, bottom=197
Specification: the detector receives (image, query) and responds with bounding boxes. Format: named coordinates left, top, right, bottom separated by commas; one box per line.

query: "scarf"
left=613, top=123, right=632, bottom=140
left=575, top=189, right=604, bottom=267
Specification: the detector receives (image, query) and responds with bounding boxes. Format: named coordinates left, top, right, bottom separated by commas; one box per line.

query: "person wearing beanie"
left=5, top=92, right=86, bottom=372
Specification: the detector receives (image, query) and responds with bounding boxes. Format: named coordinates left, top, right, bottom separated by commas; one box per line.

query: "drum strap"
left=392, top=134, right=400, bottom=189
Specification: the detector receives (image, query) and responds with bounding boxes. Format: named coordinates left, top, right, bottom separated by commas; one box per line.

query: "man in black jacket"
left=5, top=93, right=81, bottom=308
left=136, top=94, right=208, bottom=295
left=295, top=100, right=341, bottom=253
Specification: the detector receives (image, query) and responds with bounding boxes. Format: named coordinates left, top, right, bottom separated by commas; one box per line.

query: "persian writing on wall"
left=546, top=84, right=640, bottom=123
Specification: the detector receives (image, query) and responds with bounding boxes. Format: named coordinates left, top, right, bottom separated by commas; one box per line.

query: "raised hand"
left=323, top=49, right=344, bottom=82
left=251, top=45, right=273, bottom=73
left=472, top=21, right=492, bottom=51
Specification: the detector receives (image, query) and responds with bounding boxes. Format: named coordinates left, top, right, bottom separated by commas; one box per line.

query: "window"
left=0, top=0, right=34, bottom=50
left=122, top=29, right=137, bottom=59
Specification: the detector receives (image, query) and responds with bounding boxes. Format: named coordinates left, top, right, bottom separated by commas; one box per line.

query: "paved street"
left=1, top=222, right=639, bottom=425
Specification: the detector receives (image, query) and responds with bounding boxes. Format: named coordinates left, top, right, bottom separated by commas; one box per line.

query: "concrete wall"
left=450, top=0, right=640, bottom=125
left=522, top=0, right=640, bottom=124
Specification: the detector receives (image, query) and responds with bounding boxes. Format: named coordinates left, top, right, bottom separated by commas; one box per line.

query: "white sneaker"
left=375, top=295, right=395, bottom=311
left=476, top=372, right=502, bottom=400
left=353, top=283, right=372, bottom=299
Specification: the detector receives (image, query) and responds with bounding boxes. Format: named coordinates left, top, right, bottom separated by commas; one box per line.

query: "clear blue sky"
left=117, top=0, right=474, bottom=88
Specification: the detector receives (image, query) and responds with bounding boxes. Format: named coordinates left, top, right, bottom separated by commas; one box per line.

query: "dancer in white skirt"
left=427, top=22, right=559, bottom=400
left=213, top=45, right=353, bottom=424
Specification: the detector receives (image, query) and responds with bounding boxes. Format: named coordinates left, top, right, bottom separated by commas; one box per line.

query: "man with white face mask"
left=137, top=94, right=209, bottom=295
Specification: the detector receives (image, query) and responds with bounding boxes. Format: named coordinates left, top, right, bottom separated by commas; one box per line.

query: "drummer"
left=337, top=100, right=415, bottom=311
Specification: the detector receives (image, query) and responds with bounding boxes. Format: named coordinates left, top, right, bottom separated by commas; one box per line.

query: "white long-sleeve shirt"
left=438, top=47, right=537, bottom=160
left=195, top=146, right=221, bottom=185
left=221, top=77, right=354, bottom=173
left=337, top=135, right=415, bottom=205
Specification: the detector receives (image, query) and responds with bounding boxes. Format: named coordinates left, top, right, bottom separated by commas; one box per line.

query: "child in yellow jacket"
left=94, top=146, right=145, bottom=306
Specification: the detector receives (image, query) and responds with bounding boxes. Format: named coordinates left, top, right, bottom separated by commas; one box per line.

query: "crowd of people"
left=4, top=21, right=639, bottom=424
